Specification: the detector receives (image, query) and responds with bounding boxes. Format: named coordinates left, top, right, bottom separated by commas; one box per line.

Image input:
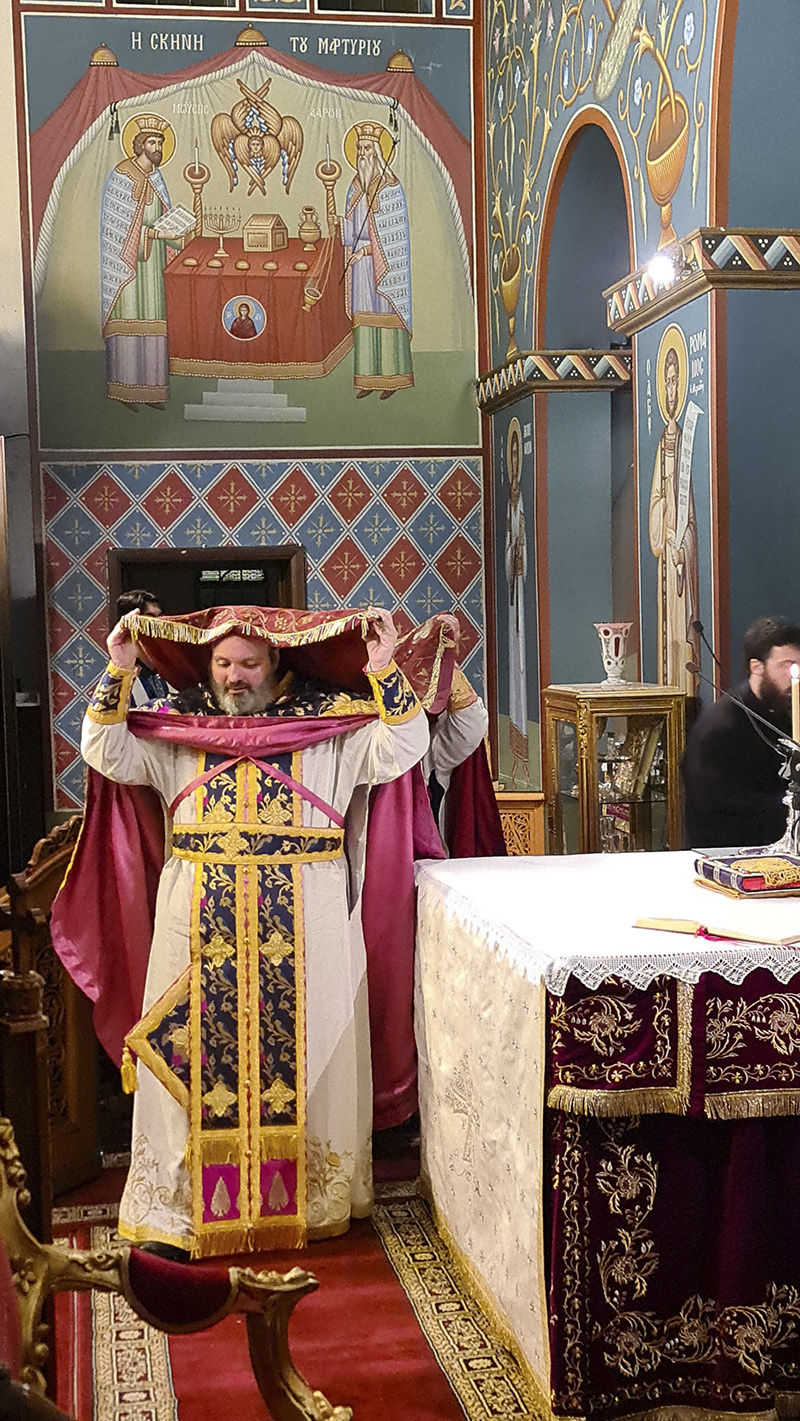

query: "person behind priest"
left=682, top=614, right=800, bottom=848
left=78, top=605, right=428, bottom=1261
left=115, top=589, right=171, bottom=707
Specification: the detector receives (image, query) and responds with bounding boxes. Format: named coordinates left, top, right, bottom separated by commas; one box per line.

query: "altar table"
left=415, top=852, right=800, bottom=1421
left=164, top=236, right=352, bottom=379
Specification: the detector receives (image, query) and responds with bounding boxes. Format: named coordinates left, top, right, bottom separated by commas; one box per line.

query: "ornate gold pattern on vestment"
left=366, top=660, right=420, bottom=724
left=127, top=747, right=338, bottom=1256
left=87, top=663, right=135, bottom=724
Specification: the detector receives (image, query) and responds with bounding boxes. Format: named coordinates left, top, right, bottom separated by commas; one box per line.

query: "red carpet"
left=55, top=1208, right=468, bottom=1420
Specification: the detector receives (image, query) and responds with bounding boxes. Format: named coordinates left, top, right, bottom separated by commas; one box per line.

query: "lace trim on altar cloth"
left=415, top=869, right=800, bottom=998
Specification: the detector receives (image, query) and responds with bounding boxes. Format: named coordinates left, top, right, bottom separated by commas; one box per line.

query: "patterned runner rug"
left=56, top=1190, right=542, bottom=1421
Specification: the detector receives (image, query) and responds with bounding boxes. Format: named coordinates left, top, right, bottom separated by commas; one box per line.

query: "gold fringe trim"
left=547, top=1084, right=687, bottom=1116
left=199, top=1133, right=242, bottom=1167
left=548, top=978, right=693, bottom=1119
left=705, top=1090, right=800, bottom=1119
left=192, top=1218, right=306, bottom=1258
left=260, top=1128, right=300, bottom=1161
left=122, top=610, right=372, bottom=652
left=421, top=1182, right=554, bottom=1421
left=192, top=1222, right=249, bottom=1258
left=168, top=330, right=353, bottom=381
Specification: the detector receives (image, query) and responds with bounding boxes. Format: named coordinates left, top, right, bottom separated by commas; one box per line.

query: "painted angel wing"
left=211, top=112, right=240, bottom=192
left=278, top=115, right=304, bottom=195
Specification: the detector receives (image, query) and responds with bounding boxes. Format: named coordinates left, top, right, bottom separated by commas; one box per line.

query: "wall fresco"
left=25, top=14, right=478, bottom=451
left=486, top=0, right=718, bottom=368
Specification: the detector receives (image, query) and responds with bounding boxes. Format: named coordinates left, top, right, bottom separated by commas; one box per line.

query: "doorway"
left=107, top=545, right=307, bottom=625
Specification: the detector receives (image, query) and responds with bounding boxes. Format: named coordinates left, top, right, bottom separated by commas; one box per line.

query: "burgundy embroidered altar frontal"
left=416, top=854, right=800, bottom=1421
left=546, top=969, right=800, bottom=1420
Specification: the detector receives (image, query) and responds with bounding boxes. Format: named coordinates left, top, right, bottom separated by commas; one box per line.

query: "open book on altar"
left=634, top=916, right=800, bottom=947
left=635, top=872, right=800, bottom=946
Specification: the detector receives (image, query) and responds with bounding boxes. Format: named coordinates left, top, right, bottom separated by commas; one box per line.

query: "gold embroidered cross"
left=202, top=1080, right=237, bottom=1118
left=205, top=932, right=234, bottom=968
left=262, top=1077, right=296, bottom=1114
left=261, top=930, right=293, bottom=965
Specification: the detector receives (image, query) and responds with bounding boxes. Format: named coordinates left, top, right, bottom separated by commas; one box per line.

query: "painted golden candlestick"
left=315, top=158, right=342, bottom=238
left=183, top=161, right=210, bottom=238
left=204, top=206, right=240, bottom=260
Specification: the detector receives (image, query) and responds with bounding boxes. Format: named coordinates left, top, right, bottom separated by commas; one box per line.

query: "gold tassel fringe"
left=259, top=1127, right=300, bottom=1160
left=705, top=1090, right=800, bottom=1120
left=121, top=1045, right=138, bottom=1094
left=192, top=1218, right=306, bottom=1258
left=547, top=1083, right=688, bottom=1116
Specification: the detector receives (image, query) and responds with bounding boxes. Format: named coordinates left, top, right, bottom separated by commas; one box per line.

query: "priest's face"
left=754, top=643, right=800, bottom=712
left=209, top=635, right=279, bottom=715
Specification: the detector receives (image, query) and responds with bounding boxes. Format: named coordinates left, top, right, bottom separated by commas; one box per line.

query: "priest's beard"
left=210, top=679, right=275, bottom=716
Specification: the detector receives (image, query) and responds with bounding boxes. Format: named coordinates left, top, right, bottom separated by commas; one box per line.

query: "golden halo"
left=343, top=122, right=395, bottom=171
left=121, top=113, right=176, bottom=164
left=655, top=323, right=688, bottom=424
left=506, top=416, right=522, bottom=482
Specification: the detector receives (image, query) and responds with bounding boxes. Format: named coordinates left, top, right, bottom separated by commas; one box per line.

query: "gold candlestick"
left=183, top=161, right=210, bottom=238
left=315, top=159, right=341, bottom=238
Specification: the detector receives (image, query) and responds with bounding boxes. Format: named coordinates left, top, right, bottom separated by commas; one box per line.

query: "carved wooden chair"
left=0, top=1116, right=351, bottom=1421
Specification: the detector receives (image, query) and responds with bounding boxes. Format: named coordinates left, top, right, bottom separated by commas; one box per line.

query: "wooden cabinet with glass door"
left=543, top=684, right=686, bottom=854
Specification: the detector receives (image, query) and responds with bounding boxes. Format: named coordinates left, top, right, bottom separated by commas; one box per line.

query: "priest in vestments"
left=53, top=605, right=452, bottom=1259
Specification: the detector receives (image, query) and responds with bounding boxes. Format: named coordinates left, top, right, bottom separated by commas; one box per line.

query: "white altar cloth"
left=416, top=850, right=800, bottom=996
left=413, top=851, right=800, bottom=1410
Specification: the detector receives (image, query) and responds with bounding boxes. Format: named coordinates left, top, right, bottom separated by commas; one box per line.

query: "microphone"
left=691, top=618, right=725, bottom=693
left=685, top=660, right=796, bottom=757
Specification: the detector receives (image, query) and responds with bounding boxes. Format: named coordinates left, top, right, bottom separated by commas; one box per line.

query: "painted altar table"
left=415, top=852, right=800, bottom=1421
left=164, top=237, right=352, bottom=380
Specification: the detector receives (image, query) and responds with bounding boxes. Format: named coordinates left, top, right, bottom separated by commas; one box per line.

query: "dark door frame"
left=107, top=545, right=307, bottom=627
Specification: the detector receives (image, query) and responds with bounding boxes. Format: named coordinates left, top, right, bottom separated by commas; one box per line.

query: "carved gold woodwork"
left=0, top=1115, right=352, bottom=1420
left=496, top=792, right=545, bottom=856
left=543, top=683, right=686, bottom=855
left=0, top=816, right=99, bottom=1195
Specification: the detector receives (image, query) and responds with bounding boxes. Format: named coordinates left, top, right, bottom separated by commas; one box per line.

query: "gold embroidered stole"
left=126, top=750, right=343, bottom=1256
